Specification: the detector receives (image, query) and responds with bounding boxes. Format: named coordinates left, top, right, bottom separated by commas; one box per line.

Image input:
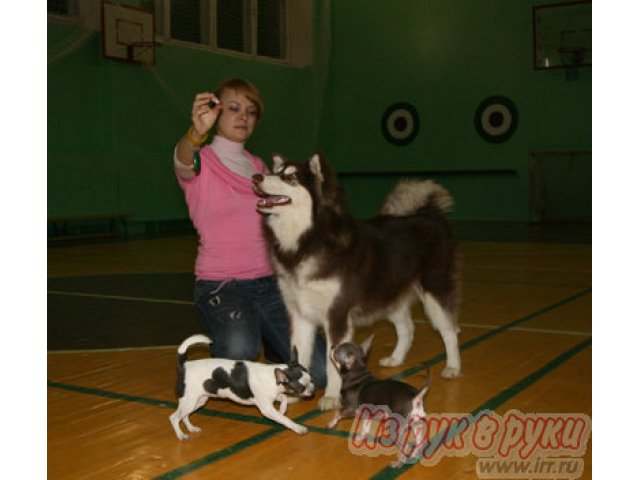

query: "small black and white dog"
left=170, top=334, right=314, bottom=440
left=328, top=335, right=431, bottom=429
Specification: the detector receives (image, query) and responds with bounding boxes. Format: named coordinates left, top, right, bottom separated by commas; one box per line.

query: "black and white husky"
left=252, top=153, right=461, bottom=411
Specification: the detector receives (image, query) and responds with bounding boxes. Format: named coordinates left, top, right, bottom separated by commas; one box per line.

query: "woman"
left=174, top=78, right=326, bottom=388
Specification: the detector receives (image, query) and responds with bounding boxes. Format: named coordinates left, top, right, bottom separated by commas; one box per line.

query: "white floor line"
left=48, top=322, right=591, bottom=356
left=48, top=290, right=193, bottom=306
left=464, top=263, right=591, bottom=274
left=48, top=344, right=179, bottom=354
left=414, top=319, right=591, bottom=337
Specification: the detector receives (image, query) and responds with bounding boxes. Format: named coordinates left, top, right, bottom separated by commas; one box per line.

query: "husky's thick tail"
left=379, top=180, right=453, bottom=216
left=177, top=334, right=212, bottom=368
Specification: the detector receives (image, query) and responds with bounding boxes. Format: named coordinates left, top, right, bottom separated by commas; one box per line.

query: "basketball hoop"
left=125, top=41, right=157, bottom=65
left=532, top=3, right=591, bottom=73
left=102, top=2, right=155, bottom=66
left=557, top=45, right=590, bottom=81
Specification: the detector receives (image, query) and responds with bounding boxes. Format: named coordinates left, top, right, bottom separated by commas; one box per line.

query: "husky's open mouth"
left=256, top=195, right=291, bottom=208
left=252, top=182, right=291, bottom=209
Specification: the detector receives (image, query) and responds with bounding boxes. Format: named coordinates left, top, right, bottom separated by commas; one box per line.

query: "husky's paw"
left=318, top=395, right=341, bottom=411
left=286, top=395, right=301, bottom=404
left=186, top=425, right=201, bottom=433
left=379, top=356, right=402, bottom=367
left=176, top=432, right=189, bottom=441
left=441, top=366, right=461, bottom=379
left=292, top=424, right=309, bottom=435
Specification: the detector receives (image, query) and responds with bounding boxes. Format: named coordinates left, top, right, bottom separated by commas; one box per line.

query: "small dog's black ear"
left=290, top=346, right=299, bottom=364
left=274, top=368, right=289, bottom=385
left=360, top=334, right=375, bottom=357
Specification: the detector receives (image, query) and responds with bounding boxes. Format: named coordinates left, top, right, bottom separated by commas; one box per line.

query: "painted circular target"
left=381, top=102, right=419, bottom=146
left=474, top=96, right=518, bottom=143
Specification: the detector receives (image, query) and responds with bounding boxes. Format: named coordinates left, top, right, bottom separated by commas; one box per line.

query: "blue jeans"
left=194, top=276, right=327, bottom=388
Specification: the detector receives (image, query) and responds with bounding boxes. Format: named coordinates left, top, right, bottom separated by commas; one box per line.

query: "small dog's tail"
left=175, top=334, right=211, bottom=400
left=379, top=180, right=453, bottom=217
left=412, top=368, right=432, bottom=412
left=177, top=334, right=212, bottom=367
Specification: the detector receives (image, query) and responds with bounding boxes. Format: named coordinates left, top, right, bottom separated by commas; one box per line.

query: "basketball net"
left=557, top=46, right=590, bottom=81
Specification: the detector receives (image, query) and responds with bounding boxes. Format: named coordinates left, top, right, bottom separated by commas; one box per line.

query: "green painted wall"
left=47, top=0, right=591, bottom=223
left=48, top=22, right=320, bottom=221
left=318, top=0, right=591, bottom=220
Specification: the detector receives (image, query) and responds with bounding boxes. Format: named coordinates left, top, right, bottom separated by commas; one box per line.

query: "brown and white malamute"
left=252, top=153, right=461, bottom=410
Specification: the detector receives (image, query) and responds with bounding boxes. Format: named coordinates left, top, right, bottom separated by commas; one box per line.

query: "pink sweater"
left=175, top=144, right=273, bottom=280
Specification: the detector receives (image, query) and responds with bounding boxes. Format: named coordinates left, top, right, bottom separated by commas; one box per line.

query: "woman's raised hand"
left=191, top=92, right=222, bottom=137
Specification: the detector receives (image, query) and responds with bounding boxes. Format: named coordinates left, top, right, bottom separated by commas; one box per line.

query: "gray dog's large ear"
left=272, top=154, right=285, bottom=173
left=274, top=368, right=289, bottom=385
left=309, top=153, right=324, bottom=181
left=290, top=346, right=299, bottom=364
left=360, top=334, right=375, bottom=357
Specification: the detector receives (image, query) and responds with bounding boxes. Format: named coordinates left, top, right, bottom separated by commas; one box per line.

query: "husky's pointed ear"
left=290, top=346, right=299, bottom=364
left=272, top=154, right=285, bottom=173
left=360, top=335, right=375, bottom=357
left=309, top=153, right=324, bottom=181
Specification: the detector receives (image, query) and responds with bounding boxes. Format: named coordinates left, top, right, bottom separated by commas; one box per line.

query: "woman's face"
left=216, top=89, right=259, bottom=143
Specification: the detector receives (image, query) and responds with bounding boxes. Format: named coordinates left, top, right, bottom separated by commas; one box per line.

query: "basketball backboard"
left=533, top=1, right=591, bottom=70
left=102, top=1, right=155, bottom=65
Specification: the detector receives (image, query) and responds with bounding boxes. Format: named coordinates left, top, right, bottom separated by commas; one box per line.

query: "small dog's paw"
left=293, top=425, right=309, bottom=435
left=379, top=356, right=402, bottom=367
left=186, top=425, right=201, bottom=433
left=177, top=433, right=189, bottom=441
left=318, top=395, right=341, bottom=411
left=286, top=395, right=301, bottom=404
left=441, top=366, right=461, bottom=379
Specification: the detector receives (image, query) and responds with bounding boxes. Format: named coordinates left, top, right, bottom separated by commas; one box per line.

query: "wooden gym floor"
left=48, top=224, right=592, bottom=479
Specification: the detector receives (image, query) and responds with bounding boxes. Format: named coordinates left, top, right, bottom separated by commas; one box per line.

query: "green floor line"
left=393, top=287, right=591, bottom=380
left=369, top=336, right=592, bottom=480
left=148, top=287, right=591, bottom=478
left=155, top=428, right=285, bottom=480
left=47, top=381, right=275, bottom=427
left=47, top=287, right=591, bottom=478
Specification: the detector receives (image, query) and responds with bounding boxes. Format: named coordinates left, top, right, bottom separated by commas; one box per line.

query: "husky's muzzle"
left=252, top=174, right=292, bottom=209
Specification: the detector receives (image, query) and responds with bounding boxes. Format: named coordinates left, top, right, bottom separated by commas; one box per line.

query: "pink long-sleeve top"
left=175, top=139, right=273, bottom=280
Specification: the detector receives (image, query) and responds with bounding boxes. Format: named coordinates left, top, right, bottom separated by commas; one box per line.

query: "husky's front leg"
left=319, top=325, right=353, bottom=411
left=319, top=341, right=342, bottom=411
left=290, top=316, right=317, bottom=376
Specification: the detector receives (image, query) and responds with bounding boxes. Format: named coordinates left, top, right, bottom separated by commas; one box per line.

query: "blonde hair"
left=215, top=78, right=264, bottom=120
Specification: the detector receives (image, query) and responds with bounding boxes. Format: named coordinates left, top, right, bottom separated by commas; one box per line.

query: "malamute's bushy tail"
left=379, top=180, right=453, bottom=216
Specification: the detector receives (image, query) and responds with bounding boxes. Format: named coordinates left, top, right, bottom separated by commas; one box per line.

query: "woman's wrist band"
left=187, top=126, right=208, bottom=145
left=193, top=151, right=202, bottom=174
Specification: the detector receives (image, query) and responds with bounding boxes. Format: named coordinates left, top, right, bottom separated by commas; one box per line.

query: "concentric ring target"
left=381, top=102, right=420, bottom=146
left=474, top=96, right=518, bottom=143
